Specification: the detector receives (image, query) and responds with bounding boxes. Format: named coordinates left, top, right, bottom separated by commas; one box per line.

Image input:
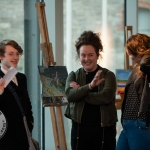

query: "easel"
left=115, top=26, right=133, bottom=109
left=35, top=2, right=67, bottom=150
left=125, top=26, right=133, bottom=69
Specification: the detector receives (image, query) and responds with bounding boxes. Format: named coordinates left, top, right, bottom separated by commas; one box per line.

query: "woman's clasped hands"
left=70, top=70, right=105, bottom=90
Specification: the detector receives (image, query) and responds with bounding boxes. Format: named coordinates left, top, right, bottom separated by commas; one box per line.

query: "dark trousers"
left=71, top=122, right=116, bottom=150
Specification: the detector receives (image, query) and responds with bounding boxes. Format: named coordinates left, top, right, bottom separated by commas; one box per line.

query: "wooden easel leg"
left=36, top=2, right=66, bottom=149
left=125, top=26, right=133, bottom=69
left=56, top=106, right=67, bottom=150
left=50, top=106, right=60, bottom=150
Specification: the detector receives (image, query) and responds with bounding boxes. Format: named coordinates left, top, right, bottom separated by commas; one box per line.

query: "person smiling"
left=116, top=33, right=150, bottom=150
left=0, top=39, right=34, bottom=150
left=65, top=31, right=117, bottom=150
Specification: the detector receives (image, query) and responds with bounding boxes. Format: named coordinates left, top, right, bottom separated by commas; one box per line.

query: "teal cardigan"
left=65, top=65, right=118, bottom=127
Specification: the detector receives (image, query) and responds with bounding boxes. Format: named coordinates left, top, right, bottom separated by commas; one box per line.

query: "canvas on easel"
left=38, top=66, right=68, bottom=106
left=35, top=2, right=67, bottom=150
left=116, top=69, right=132, bottom=94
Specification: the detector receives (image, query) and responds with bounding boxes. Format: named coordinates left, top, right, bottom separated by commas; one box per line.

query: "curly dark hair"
left=0, top=39, right=23, bottom=63
left=75, top=30, right=103, bottom=57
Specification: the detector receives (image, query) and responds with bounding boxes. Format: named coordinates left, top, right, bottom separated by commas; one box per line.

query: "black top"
left=81, top=66, right=101, bottom=125
left=0, top=69, right=33, bottom=150
left=122, top=82, right=147, bottom=120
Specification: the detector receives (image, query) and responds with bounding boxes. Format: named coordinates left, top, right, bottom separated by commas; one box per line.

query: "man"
left=0, top=39, right=34, bottom=150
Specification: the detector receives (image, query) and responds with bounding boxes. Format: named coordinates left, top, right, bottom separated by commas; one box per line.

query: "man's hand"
left=0, top=78, right=5, bottom=95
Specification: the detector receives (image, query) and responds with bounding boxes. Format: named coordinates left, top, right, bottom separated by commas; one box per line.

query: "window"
left=64, top=0, right=124, bottom=74
left=0, top=0, right=24, bottom=72
left=138, top=1, right=150, bottom=35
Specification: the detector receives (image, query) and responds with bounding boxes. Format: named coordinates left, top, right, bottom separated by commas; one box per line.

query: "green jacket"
left=64, top=66, right=118, bottom=127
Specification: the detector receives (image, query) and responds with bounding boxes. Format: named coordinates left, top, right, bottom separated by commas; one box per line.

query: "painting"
left=38, top=66, right=68, bottom=106
left=116, top=69, right=132, bottom=94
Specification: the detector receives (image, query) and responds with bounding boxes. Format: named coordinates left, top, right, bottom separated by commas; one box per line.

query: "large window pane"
left=0, top=0, right=24, bottom=72
left=64, top=0, right=124, bottom=74
left=138, top=0, right=150, bottom=35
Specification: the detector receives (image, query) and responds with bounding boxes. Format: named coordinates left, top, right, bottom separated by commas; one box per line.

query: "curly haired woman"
left=65, top=30, right=117, bottom=150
